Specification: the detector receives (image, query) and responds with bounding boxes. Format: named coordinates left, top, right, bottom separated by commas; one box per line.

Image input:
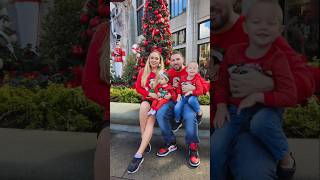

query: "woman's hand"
left=148, top=93, right=159, bottom=99
left=229, top=68, right=274, bottom=98
left=164, top=93, right=172, bottom=100
left=214, top=104, right=230, bottom=129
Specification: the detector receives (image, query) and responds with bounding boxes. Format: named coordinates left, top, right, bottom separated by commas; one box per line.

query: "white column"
left=15, top=0, right=40, bottom=49
left=185, top=0, right=194, bottom=64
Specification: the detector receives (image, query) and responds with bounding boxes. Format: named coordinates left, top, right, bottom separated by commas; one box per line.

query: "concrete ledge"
left=110, top=102, right=210, bottom=129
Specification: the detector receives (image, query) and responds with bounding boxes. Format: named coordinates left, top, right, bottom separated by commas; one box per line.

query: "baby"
left=148, top=70, right=175, bottom=116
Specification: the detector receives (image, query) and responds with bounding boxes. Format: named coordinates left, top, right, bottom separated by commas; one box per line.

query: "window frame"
left=198, top=19, right=211, bottom=40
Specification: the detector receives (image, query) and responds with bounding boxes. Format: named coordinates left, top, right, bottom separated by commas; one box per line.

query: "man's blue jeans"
left=156, top=100, right=199, bottom=145
left=174, top=95, right=201, bottom=123
left=211, top=105, right=288, bottom=180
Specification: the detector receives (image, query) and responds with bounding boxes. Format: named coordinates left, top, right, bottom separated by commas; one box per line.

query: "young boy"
left=174, top=61, right=204, bottom=125
left=212, top=0, right=297, bottom=179
left=148, top=71, right=175, bottom=116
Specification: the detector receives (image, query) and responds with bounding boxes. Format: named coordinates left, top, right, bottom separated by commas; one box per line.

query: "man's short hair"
left=172, top=50, right=184, bottom=58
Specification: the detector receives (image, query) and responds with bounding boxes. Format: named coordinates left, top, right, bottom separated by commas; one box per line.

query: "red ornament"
left=156, top=14, right=162, bottom=19
left=165, top=60, right=170, bottom=66
left=143, top=24, right=148, bottom=29
left=154, top=10, right=159, bottom=15
left=150, top=20, right=154, bottom=24
left=144, top=40, right=149, bottom=46
left=80, top=14, right=90, bottom=24
left=140, top=63, right=145, bottom=67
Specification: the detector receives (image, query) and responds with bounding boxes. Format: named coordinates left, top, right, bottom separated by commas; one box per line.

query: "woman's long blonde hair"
left=141, top=50, right=165, bottom=88
left=99, top=22, right=109, bottom=84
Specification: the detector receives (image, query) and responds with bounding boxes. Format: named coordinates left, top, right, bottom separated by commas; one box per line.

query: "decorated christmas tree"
left=75, top=0, right=109, bottom=58
left=132, top=0, right=172, bottom=81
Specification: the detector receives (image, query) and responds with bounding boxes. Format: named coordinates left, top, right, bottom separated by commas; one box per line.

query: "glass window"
left=137, top=9, right=143, bottom=36
left=170, top=0, right=186, bottom=18
left=183, top=0, right=186, bottom=10
left=179, top=0, right=183, bottom=14
left=175, top=0, right=178, bottom=17
left=172, top=29, right=186, bottom=46
left=178, top=29, right=186, bottom=44
left=199, top=20, right=210, bottom=39
left=171, top=33, right=178, bottom=46
left=198, top=43, right=210, bottom=80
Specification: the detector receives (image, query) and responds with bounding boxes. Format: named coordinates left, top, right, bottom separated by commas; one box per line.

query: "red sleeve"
left=82, top=23, right=108, bottom=111
left=264, top=52, right=297, bottom=107
left=274, top=37, right=315, bottom=104
left=197, top=74, right=209, bottom=94
left=177, top=81, right=182, bottom=95
left=122, top=50, right=126, bottom=56
left=111, top=51, right=115, bottom=57
left=214, top=57, right=229, bottom=104
left=192, top=77, right=204, bottom=96
left=135, top=69, right=149, bottom=98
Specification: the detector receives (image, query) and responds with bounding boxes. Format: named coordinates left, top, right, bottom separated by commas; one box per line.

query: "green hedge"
left=284, top=96, right=320, bottom=138
left=110, top=87, right=210, bottom=105
left=0, top=84, right=103, bottom=131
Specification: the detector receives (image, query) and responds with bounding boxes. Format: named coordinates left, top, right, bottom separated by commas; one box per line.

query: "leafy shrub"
left=0, top=84, right=103, bottom=131
left=284, top=96, right=320, bottom=138
left=110, top=87, right=141, bottom=103
left=110, top=87, right=211, bottom=105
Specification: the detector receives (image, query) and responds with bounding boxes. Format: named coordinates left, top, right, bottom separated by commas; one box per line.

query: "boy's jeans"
left=156, top=100, right=200, bottom=145
left=174, top=95, right=201, bottom=123
left=211, top=105, right=288, bottom=180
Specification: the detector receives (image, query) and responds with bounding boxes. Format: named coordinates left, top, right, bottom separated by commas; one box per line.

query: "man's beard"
left=174, top=65, right=182, bottom=71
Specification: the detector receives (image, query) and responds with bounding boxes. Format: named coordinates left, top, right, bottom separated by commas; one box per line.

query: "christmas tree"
left=75, top=0, right=109, bottom=58
left=133, top=0, right=172, bottom=81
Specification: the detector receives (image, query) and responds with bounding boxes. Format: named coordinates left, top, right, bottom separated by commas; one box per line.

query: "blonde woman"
left=127, top=50, right=165, bottom=173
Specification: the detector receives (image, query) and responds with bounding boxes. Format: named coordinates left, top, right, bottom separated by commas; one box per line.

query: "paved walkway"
left=0, top=128, right=319, bottom=180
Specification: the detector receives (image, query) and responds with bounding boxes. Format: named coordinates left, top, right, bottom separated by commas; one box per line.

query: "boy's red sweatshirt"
left=82, top=23, right=109, bottom=120
left=177, top=74, right=204, bottom=96
left=167, top=67, right=209, bottom=95
left=215, top=43, right=297, bottom=107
